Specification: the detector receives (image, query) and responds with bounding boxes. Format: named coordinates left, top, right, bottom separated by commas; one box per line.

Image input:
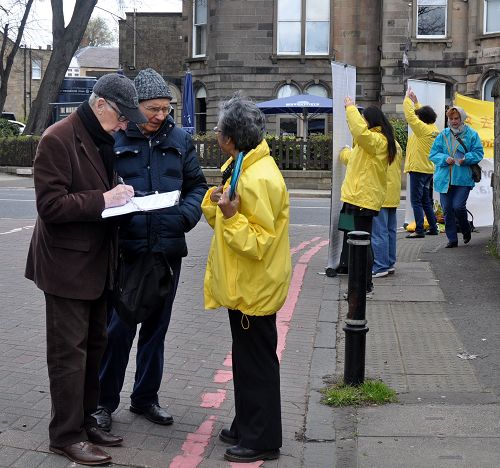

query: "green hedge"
left=0, top=136, right=40, bottom=167
left=0, top=119, right=21, bottom=137
left=390, top=118, right=408, bottom=156
left=0, top=122, right=408, bottom=169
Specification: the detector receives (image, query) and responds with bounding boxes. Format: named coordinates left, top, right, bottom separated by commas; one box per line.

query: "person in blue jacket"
left=429, top=106, right=483, bottom=248
left=93, top=68, right=207, bottom=431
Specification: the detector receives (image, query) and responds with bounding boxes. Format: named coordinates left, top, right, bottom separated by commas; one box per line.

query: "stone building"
left=66, top=46, right=119, bottom=78
left=118, top=12, right=187, bottom=120
left=118, top=0, right=500, bottom=134
left=1, top=33, right=52, bottom=121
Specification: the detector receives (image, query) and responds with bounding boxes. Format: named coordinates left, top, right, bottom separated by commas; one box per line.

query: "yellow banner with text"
left=454, top=93, right=494, bottom=158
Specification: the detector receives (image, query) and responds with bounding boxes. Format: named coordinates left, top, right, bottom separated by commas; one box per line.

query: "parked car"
left=1, top=112, right=16, bottom=120
left=8, top=120, right=26, bottom=135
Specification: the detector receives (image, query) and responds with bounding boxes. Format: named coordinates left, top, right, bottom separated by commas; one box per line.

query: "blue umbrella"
left=257, top=94, right=333, bottom=139
left=182, top=71, right=196, bottom=134
left=256, top=94, right=333, bottom=115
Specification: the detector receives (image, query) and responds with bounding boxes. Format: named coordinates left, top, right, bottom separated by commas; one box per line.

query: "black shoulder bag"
left=452, top=132, right=481, bottom=183
left=113, top=213, right=173, bottom=327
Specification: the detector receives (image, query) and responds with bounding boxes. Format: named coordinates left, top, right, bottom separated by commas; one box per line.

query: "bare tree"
left=0, top=0, right=35, bottom=114
left=80, top=16, right=116, bottom=48
left=24, top=0, right=97, bottom=135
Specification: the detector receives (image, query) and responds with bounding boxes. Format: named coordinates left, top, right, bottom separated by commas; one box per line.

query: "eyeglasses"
left=105, top=100, right=128, bottom=122
left=213, top=126, right=223, bottom=134
left=143, top=105, right=173, bottom=115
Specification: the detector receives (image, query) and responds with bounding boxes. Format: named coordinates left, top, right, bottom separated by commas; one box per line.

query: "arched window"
left=277, top=84, right=300, bottom=98
left=275, top=84, right=300, bottom=136
left=305, top=84, right=328, bottom=135
left=195, top=85, right=207, bottom=133
left=482, top=75, right=498, bottom=102
left=305, top=84, right=328, bottom=97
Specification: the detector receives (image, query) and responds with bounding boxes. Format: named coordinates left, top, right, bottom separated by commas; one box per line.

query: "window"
left=485, top=0, right=500, bottom=34
left=416, top=0, right=447, bottom=38
left=195, top=86, right=206, bottom=133
left=305, top=84, right=328, bottom=97
left=482, top=76, right=498, bottom=102
left=277, top=0, right=330, bottom=55
left=32, top=59, right=41, bottom=80
left=66, top=68, right=80, bottom=77
left=277, top=84, right=300, bottom=98
left=193, top=0, right=207, bottom=57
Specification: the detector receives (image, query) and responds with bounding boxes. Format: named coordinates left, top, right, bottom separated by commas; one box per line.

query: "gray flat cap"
left=93, top=73, right=147, bottom=124
left=134, top=68, right=173, bottom=101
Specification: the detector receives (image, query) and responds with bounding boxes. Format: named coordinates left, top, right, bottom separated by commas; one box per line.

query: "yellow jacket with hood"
left=341, top=141, right=403, bottom=208
left=339, top=105, right=390, bottom=211
left=403, top=96, right=439, bottom=174
left=202, top=139, right=291, bottom=316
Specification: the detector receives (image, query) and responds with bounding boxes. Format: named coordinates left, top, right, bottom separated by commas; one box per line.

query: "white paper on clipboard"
left=101, top=190, right=181, bottom=218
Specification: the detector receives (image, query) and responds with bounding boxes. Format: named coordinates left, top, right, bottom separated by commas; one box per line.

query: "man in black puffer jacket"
left=94, top=68, right=207, bottom=431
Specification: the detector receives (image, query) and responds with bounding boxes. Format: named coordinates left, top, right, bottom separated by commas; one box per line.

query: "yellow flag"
left=454, top=93, right=494, bottom=158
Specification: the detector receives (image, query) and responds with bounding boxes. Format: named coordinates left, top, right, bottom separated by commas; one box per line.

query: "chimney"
left=47, top=45, right=51, bottom=51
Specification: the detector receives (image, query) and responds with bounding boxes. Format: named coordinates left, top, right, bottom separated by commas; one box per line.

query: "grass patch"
left=486, top=240, right=499, bottom=258
left=321, top=379, right=397, bottom=407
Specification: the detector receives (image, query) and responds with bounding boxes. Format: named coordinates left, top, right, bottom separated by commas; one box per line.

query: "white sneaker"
left=372, top=271, right=389, bottom=278
left=388, top=267, right=395, bottom=275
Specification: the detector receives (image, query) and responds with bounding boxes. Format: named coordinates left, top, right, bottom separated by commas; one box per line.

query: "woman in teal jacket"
left=429, top=106, right=483, bottom=248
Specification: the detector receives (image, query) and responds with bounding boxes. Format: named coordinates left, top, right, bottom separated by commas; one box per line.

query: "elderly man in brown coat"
left=25, top=74, right=146, bottom=466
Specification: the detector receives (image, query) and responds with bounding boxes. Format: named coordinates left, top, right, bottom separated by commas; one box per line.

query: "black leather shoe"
left=219, top=428, right=238, bottom=445
left=425, top=229, right=439, bottom=235
left=445, top=241, right=458, bottom=248
left=463, top=231, right=472, bottom=244
left=130, top=403, right=174, bottom=425
left=92, top=407, right=112, bottom=432
left=86, top=426, right=123, bottom=447
left=224, top=445, right=280, bottom=463
left=49, top=441, right=111, bottom=465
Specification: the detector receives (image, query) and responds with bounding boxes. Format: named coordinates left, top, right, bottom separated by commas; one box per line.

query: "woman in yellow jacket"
left=403, top=88, right=440, bottom=237
left=202, top=95, right=291, bottom=463
left=371, top=143, right=403, bottom=277
left=340, top=97, right=397, bottom=294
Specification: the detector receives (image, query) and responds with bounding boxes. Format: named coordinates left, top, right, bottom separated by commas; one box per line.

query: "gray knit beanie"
left=134, top=68, right=173, bottom=101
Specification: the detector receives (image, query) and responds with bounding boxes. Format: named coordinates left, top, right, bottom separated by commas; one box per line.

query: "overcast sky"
left=24, top=0, right=182, bottom=48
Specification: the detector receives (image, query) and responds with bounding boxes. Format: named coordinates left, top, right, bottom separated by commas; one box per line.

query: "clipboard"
left=229, top=151, right=245, bottom=200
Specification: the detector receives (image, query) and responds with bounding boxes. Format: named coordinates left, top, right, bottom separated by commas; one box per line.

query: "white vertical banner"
left=326, top=61, right=356, bottom=275
left=404, top=79, right=446, bottom=225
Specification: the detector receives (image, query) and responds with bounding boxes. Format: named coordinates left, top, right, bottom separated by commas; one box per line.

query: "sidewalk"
left=333, top=228, right=500, bottom=467
left=0, top=178, right=499, bottom=466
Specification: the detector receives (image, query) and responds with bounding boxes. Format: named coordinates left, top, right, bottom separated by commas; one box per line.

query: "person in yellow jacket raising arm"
left=340, top=97, right=397, bottom=296
left=202, top=94, right=291, bottom=463
left=403, top=88, right=440, bottom=238
left=371, top=142, right=403, bottom=277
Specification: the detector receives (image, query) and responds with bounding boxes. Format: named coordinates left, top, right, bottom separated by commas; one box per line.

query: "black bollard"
left=343, top=230, right=370, bottom=386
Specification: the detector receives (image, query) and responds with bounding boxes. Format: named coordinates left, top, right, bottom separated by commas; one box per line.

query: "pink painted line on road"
left=277, top=263, right=307, bottom=362
left=171, top=237, right=328, bottom=467
left=298, top=239, right=329, bottom=264
left=200, top=389, right=227, bottom=408
left=170, top=415, right=217, bottom=468
left=214, top=369, right=233, bottom=383
left=290, top=236, right=321, bottom=256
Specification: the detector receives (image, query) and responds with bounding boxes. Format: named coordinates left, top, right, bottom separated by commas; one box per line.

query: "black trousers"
left=338, top=214, right=374, bottom=290
left=45, top=292, right=107, bottom=447
left=228, top=310, right=282, bottom=450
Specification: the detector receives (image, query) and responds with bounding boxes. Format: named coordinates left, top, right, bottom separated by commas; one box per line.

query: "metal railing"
left=193, top=137, right=332, bottom=170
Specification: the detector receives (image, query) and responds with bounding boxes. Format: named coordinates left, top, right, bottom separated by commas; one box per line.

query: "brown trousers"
left=44, top=292, right=107, bottom=447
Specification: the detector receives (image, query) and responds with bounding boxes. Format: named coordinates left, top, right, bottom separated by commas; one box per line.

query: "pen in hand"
left=116, top=176, right=145, bottom=212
